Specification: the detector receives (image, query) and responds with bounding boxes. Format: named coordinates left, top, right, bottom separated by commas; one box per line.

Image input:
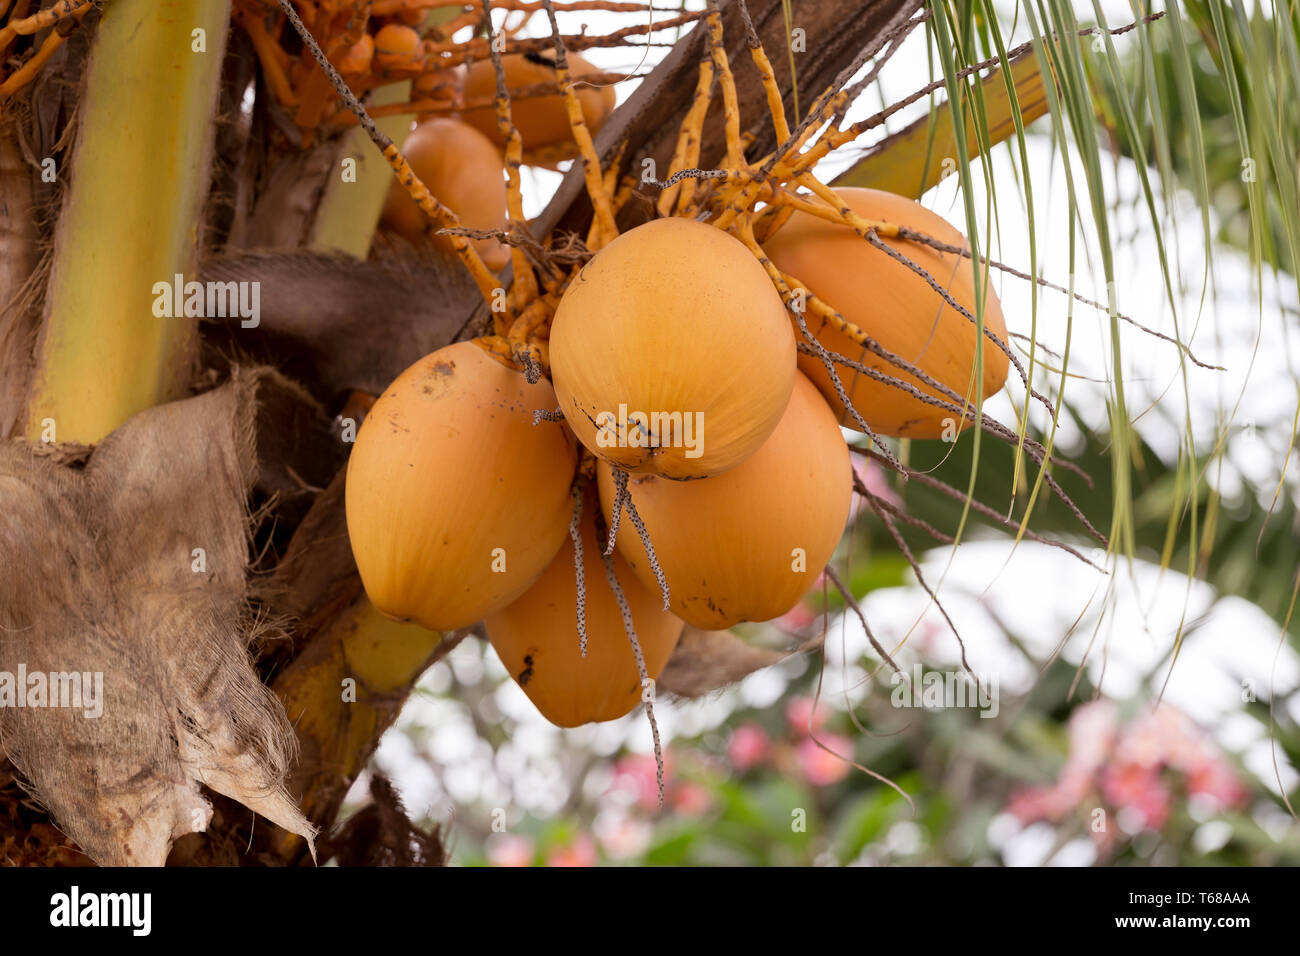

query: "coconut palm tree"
left=0, top=0, right=1294, bottom=867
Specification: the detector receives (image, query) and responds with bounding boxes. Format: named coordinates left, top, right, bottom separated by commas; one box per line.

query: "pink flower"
left=486, top=834, right=534, bottom=867
left=610, top=753, right=673, bottom=813
left=1099, top=761, right=1158, bottom=805
left=796, top=733, right=853, bottom=787
left=1006, top=765, right=1096, bottom=824
left=785, top=696, right=829, bottom=737
left=672, top=781, right=715, bottom=817
left=1002, top=699, right=1247, bottom=836
left=547, top=835, right=597, bottom=867
left=1100, top=763, right=1171, bottom=831
left=1115, top=706, right=1198, bottom=768
left=1186, top=759, right=1248, bottom=812
left=849, top=457, right=902, bottom=524
left=1064, top=701, right=1120, bottom=776
left=1054, top=765, right=1095, bottom=808
left=727, top=722, right=771, bottom=771
left=593, top=811, right=652, bottom=860
left=1005, top=785, right=1074, bottom=824
left=1130, top=789, right=1171, bottom=831
left=774, top=601, right=817, bottom=633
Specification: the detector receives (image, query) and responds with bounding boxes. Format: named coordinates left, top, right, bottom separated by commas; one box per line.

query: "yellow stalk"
left=704, top=2, right=743, bottom=170
left=310, top=81, right=417, bottom=256
left=271, top=598, right=445, bottom=855
left=658, top=56, right=714, bottom=217
left=25, top=0, right=230, bottom=443
left=747, top=44, right=790, bottom=143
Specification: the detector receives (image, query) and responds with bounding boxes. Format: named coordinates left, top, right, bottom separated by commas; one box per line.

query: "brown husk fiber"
left=0, top=369, right=315, bottom=865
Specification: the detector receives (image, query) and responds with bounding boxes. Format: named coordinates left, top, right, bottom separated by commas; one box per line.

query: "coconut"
left=373, top=24, right=422, bottom=72
left=550, top=217, right=796, bottom=479
left=380, top=118, right=510, bottom=270
left=345, top=340, right=577, bottom=631
left=597, top=372, right=850, bottom=629
left=413, top=65, right=464, bottom=108
left=337, top=34, right=374, bottom=76
left=763, top=186, right=1010, bottom=438
left=459, top=51, right=616, bottom=151
left=486, top=493, right=684, bottom=727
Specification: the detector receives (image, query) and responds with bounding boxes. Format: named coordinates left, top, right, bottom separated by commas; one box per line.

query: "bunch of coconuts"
left=346, top=187, right=1009, bottom=727
left=377, top=50, right=617, bottom=271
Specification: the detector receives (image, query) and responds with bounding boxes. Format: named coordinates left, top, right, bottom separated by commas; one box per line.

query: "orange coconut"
left=373, top=23, right=423, bottom=72
left=763, top=186, right=1010, bottom=438
left=486, top=494, right=684, bottom=727
left=413, top=65, right=463, bottom=104
left=550, top=218, right=795, bottom=479
left=379, top=118, right=510, bottom=270
left=338, top=34, right=374, bottom=76
left=345, top=340, right=577, bottom=631
left=597, top=373, right=850, bottom=629
left=459, top=51, right=616, bottom=151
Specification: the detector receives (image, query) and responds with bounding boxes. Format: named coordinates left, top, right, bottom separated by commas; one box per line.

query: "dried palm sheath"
left=0, top=370, right=316, bottom=866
